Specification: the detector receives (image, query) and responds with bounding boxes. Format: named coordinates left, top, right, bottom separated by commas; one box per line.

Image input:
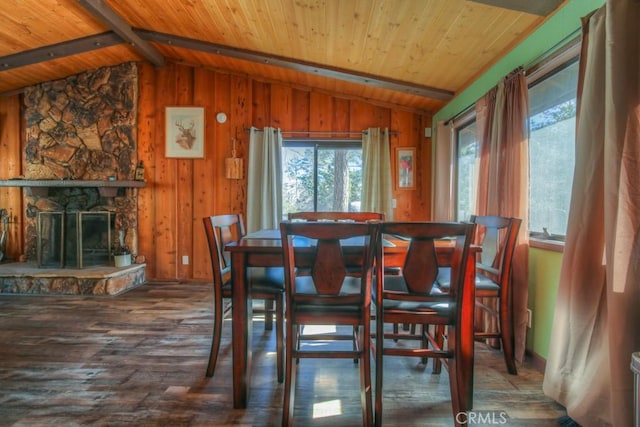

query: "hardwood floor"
left=0, top=281, right=566, bottom=426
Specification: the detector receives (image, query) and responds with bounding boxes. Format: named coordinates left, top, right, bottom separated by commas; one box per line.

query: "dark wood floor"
left=0, top=281, right=566, bottom=426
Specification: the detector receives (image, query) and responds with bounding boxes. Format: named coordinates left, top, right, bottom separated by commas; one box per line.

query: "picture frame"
left=397, top=147, right=416, bottom=189
left=165, top=107, right=205, bottom=158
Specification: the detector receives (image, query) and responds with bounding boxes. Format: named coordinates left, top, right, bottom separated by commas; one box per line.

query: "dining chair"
left=435, top=216, right=521, bottom=374
left=280, top=220, right=380, bottom=426
left=203, top=214, right=284, bottom=382
left=373, top=221, right=475, bottom=427
left=286, top=211, right=386, bottom=364
left=469, top=215, right=521, bottom=375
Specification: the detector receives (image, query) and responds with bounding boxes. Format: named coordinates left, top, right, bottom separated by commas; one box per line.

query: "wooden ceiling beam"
left=78, top=0, right=165, bottom=67
left=0, top=33, right=122, bottom=71
left=136, top=29, right=454, bottom=102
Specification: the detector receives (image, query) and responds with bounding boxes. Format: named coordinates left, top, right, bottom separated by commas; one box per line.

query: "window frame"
left=281, top=138, right=362, bottom=213
left=452, top=110, right=477, bottom=222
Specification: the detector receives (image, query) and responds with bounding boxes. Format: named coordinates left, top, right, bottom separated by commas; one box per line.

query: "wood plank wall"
left=0, top=60, right=433, bottom=281
left=0, top=95, right=24, bottom=261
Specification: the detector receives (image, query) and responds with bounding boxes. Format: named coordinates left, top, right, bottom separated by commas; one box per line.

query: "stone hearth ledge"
left=0, top=262, right=146, bottom=296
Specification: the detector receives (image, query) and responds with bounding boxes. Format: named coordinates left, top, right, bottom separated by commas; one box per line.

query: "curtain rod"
left=244, top=128, right=398, bottom=136
left=444, top=26, right=582, bottom=126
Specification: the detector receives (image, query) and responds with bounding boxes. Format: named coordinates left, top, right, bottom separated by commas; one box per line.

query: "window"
left=452, top=43, right=580, bottom=246
left=528, top=59, right=578, bottom=240
left=455, top=120, right=478, bottom=222
left=281, top=140, right=362, bottom=217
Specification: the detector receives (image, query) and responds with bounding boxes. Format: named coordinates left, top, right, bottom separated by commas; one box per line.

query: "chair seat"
left=293, top=276, right=364, bottom=314
left=436, top=268, right=500, bottom=292
left=248, top=267, right=285, bottom=293
left=375, top=275, right=451, bottom=313
left=474, top=273, right=500, bottom=292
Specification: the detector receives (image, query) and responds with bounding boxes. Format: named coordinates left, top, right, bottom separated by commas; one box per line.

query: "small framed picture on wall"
left=397, top=148, right=415, bottom=189
left=165, top=106, right=205, bottom=158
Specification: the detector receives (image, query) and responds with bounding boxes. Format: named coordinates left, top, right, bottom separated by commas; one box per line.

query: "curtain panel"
left=361, top=128, right=394, bottom=220
left=543, top=1, right=640, bottom=425
left=432, top=121, right=455, bottom=221
left=246, top=127, right=283, bottom=233
left=474, top=69, right=530, bottom=365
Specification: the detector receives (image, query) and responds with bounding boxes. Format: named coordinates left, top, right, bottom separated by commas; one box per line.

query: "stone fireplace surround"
left=0, top=62, right=146, bottom=295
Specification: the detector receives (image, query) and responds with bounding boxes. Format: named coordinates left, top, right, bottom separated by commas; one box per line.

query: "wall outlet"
left=182, top=255, right=189, bottom=265
left=527, top=309, right=532, bottom=328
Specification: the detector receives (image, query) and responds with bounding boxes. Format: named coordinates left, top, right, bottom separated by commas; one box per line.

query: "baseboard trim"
left=526, top=349, right=547, bottom=373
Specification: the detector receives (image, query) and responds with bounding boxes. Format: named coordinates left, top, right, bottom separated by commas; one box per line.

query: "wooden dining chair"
left=203, top=214, right=284, bottom=382
left=435, top=216, right=521, bottom=375
left=286, top=211, right=386, bottom=364
left=372, top=221, right=475, bottom=427
left=280, top=220, right=380, bottom=426
left=469, top=215, right=522, bottom=375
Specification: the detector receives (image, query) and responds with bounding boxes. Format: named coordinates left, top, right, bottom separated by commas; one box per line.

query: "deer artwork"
left=175, top=119, right=197, bottom=149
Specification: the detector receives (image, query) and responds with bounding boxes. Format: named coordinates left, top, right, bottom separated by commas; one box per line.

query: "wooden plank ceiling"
left=0, top=0, right=565, bottom=113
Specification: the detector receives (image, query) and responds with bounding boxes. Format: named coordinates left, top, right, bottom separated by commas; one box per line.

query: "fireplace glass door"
left=37, top=211, right=112, bottom=268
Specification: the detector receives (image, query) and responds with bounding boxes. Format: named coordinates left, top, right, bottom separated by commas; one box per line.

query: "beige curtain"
left=361, top=127, right=393, bottom=220
left=474, top=69, right=530, bottom=365
left=246, top=126, right=283, bottom=233
left=543, top=2, right=640, bottom=425
left=432, top=120, right=454, bottom=221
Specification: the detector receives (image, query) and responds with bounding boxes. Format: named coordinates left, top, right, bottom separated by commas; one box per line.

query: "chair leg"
left=374, top=309, right=384, bottom=427
left=295, top=324, right=302, bottom=365
left=276, top=294, right=284, bottom=383
left=500, top=297, right=518, bottom=375
left=432, top=324, right=444, bottom=374
left=359, top=322, right=373, bottom=426
left=447, top=323, right=473, bottom=427
left=264, top=298, right=274, bottom=331
left=353, top=326, right=359, bottom=364
left=283, top=320, right=297, bottom=427
left=206, top=298, right=225, bottom=377
left=420, top=324, right=428, bottom=364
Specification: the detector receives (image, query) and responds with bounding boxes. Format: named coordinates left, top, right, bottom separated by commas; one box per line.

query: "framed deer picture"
left=165, top=107, right=205, bottom=158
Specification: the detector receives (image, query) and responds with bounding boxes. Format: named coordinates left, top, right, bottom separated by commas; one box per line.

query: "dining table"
left=225, top=228, right=479, bottom=409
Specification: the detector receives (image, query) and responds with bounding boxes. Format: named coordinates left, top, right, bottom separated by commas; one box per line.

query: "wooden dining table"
left=225, top=228, right=479, bottom=409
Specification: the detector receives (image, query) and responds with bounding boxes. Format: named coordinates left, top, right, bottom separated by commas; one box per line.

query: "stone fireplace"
left=22, top=62, right=140, bottom=263
left=0, top=62, right=146, bottom=295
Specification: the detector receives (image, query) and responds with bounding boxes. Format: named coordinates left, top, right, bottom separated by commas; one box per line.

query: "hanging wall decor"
left=397, top=147, right=416, bottom=189
left=165, top=106, right=205, bottom=158
left=225, top=137, right=243, bottom=179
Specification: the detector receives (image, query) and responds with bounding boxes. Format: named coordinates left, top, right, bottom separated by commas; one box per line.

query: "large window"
left=528, top=59, right=578, bottom=240
left=281, top=140, right=362, bottom=216
left=453, top=47, right=579, bottom=245
left=456, top=120, right=478, bottom=221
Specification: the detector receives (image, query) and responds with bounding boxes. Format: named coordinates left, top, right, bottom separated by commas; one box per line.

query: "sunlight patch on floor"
left=313, top=399, right=343, bottom=418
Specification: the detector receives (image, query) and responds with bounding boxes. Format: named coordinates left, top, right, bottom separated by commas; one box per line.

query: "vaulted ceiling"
left=0, top=0, right=566, bottom=113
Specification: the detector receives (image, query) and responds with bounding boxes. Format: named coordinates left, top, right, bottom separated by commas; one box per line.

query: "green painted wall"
left=527, top=248, right=563, bottom=358
left=432, top=0, right=604, bottom=360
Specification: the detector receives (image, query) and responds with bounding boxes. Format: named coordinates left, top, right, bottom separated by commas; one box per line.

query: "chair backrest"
left=203, top=214, right=245, bottom=287
left=287, top=211, right=385, bottom=222
left=280, top=220, right=380, bottom=308
left=378, top=222, right=475, bottom=300
left=469, top=215, right=521, bottom=286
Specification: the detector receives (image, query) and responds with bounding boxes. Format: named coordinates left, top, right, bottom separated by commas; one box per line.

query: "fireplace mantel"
left=0, top=179, right=145, bottom=197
